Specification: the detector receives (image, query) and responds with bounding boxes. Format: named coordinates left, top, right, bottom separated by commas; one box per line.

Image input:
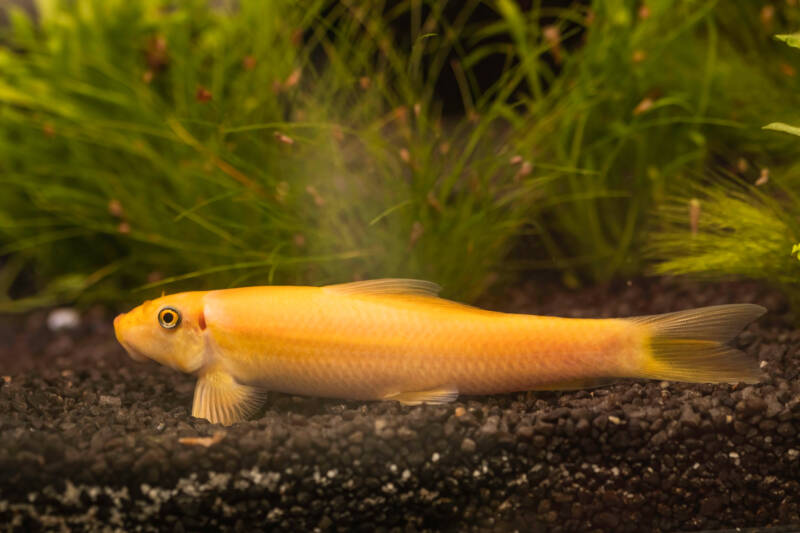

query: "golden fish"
left=113, top=279, right=764, bottom=425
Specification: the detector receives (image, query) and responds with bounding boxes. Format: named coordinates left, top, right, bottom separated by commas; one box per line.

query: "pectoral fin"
left=383, top=386, right=459, bottom=405
left=192, top=367, right=265, bottom=426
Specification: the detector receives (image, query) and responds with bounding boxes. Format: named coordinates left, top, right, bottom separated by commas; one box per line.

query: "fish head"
left=114, top=291, right=208, bottom=373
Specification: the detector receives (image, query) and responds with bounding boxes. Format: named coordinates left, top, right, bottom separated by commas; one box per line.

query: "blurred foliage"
left=0, top=0, right=543, bottom=308
left=0, top=0, right=799, bottom=310
left=651, top=31, right=800, bottom=306
left=502, top=0, right=800, bottom=283
left=650, top=178, right=800, bottom=286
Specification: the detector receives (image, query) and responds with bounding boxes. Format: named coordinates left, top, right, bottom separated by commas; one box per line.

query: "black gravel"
left=1, top=277, right=799, bottom=532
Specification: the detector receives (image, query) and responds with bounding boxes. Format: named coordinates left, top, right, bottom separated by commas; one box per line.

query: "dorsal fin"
left=323, top=278, right=441, bottom=297
left=323, top=278, right=493, bottom=315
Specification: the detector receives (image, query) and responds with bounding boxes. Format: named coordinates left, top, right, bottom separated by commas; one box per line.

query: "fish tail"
left=630, top=304, right=766, bottom=383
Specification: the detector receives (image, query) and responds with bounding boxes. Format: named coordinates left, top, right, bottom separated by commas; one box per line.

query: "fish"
left=113, top=279, right=766, bottom=426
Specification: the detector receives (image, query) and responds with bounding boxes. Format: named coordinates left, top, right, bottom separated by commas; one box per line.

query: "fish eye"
left=158, top=307, right=181, bottom=329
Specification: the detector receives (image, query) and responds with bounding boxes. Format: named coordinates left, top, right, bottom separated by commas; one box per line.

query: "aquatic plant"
left=1, top=0, right=799, bottom=309
left=650, top=30, right=800, bottom=308
left=0, top=0, right=542, bottom=308
left=502, top=0, right=800, bottom=283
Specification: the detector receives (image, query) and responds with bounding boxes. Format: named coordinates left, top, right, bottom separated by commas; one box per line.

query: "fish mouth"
left=114, top=314, right=148, bottom=362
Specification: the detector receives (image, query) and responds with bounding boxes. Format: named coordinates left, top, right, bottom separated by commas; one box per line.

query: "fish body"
left=114, top=279, right=765, bottom=425
left=204, top=286, right=640, bottom=398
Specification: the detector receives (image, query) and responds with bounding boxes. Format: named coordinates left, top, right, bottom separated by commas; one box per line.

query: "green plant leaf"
left=763, top=122, right=800, bottom=137
left=775, top=33, right=800, bottom=49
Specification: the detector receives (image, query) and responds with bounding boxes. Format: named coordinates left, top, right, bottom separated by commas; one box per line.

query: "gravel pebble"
left=461, top=438, right=477, bottom=453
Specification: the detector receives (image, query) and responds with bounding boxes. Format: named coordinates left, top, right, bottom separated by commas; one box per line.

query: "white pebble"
left=47, top=308, right=81, bottom=331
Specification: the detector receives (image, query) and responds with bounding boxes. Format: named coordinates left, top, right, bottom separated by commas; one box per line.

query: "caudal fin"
left=630, top=304, right=766, bottom=384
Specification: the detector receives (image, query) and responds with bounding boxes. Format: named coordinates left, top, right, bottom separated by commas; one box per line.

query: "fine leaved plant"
left=2, top=0, right=800, bottom=310
left=649, top=30, right=800, bottom=308
left=0, top=0, right=545, bottom=309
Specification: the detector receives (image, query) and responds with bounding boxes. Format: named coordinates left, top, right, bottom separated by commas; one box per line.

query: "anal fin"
left=533, top=378, right=618, bottom=391
left=192, top=366, right=265, bottom=426
left=383, top=386, right=459, bottom=405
